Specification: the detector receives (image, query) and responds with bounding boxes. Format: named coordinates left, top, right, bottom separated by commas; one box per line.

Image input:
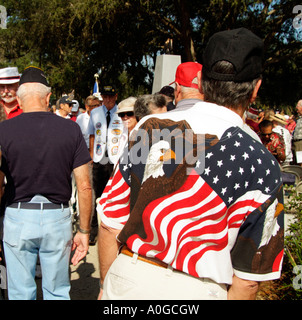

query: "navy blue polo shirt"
left=0, top=112, right=91, bottom=205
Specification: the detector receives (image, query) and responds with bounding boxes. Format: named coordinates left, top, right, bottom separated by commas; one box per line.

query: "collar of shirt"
left=103, top=104, right=117, bottom=117
left=5, top=104, right=23, bottom=119
left=132, top=100, right=246, bottom=141
left=176, top=99, right=203, bottom=111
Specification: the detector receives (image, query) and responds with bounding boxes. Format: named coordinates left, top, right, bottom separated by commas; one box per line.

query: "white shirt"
left=87, top=105, right=123, bottom=164
left=76, top=112, right=90, bottom=148
left=55, top=109, right=70, bottom=119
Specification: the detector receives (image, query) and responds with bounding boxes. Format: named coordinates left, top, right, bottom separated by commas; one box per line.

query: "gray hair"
left=17, top=83, right=51, bottom=102
left=134, top=94, right=166, bottom=120
left=202, top=60, right=261, bottom=110
left=179, top=85, right=200, bottom=95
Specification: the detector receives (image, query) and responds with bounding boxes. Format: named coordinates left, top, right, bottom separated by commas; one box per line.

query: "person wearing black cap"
left=56, top=95, right=76, bottom=119
left=97, top=28, right=283, bottom=301
left=0, top=66, right=92, bottom=300
left=159, top=85, right=175, bottom=111
left=87, top=85, right=123, bottom=245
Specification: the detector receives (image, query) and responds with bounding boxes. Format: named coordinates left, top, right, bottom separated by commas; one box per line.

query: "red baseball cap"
left=170, top=62, right=202, bottom=89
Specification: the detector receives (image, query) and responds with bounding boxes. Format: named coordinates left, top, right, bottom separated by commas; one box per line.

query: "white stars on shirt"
left=226, top=170, right=232, bottom=178
left=204, top=167, right=211, bottom=176
left=200, top=128, right=281, bottom=205
left=196, top=160, right=201, bottom=168
left=213, top=176, right=219, bottom=184
left=206, top=152, right=214, bottom=159
left=234, top=141, right=241, bottom=147
left=242, top=152, right=249, bottom=160
left=221, top=187, right=227, bottom=195
left=234, top=183, right=240, bottom=190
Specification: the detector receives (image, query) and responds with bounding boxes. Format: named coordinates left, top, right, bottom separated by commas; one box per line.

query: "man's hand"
left=71, top=232, right=89, bottom=266
left=97, top=288, right=103, bottom=300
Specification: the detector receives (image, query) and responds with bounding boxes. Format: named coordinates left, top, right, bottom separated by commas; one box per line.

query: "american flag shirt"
left=98, top=102, right=284, bottom=285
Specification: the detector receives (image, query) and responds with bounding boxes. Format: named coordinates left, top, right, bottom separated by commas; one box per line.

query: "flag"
left=93, top=79, right=99, bottom=94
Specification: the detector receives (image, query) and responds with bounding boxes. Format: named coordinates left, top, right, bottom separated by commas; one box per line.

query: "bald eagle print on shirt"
left=100, top=117, right=284, bottom=283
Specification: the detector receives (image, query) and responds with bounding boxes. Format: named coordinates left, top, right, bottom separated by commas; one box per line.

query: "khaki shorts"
left=294, top=140, right=302, bottom=163
left=294, top=140, right=302, bottom=152
left=102, top=252, right=227, bottom=300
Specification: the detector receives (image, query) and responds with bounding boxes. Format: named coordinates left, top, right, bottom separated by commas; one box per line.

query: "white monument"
left=152, top=54, right=181, bottom=94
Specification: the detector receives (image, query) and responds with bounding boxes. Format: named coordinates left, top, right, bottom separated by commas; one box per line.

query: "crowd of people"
left=0, top=27, right=294, bottom=300
left=245, top=105, right=302, bottom=167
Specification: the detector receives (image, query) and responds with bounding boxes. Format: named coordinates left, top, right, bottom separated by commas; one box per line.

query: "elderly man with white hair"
left=0, top=67, right=22, bottom=119
left=0, top=66, right=92, bottom=300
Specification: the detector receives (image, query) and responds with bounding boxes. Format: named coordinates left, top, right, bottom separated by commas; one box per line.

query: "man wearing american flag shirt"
left=97, top=28, right=284, bottom=300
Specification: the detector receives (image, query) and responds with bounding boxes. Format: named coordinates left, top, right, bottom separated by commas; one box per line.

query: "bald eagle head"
left=142, top=140, right=176, bottom=183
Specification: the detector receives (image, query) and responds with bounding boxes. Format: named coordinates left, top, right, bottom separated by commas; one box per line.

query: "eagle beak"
left=274, top=202, right=283, bottom=218
left=159, top=149, right=176, bottom=162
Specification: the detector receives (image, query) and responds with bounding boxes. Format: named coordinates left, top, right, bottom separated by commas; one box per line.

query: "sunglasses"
left=260, top=132, right=273, bottom=137
left=119, top=111, right=134, bottom=118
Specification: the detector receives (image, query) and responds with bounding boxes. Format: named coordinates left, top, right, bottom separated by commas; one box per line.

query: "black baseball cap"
left=159, top=86, right=175, bottom=98
left=59, top=96, right=76, bottom=105
left=101, top=86, right=117, bottom=96
left=19, top=66, right=50, bottom=87
left=202, top=28, right=264, bottom=83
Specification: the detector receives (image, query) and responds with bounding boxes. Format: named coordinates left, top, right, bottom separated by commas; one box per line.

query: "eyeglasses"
left=260, top=132, right=273, bottom=137
left=119, top=111, right=134, bottom=118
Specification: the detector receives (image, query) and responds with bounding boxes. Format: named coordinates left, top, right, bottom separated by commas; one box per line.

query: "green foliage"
left=0, top=0, right=300, bottom=105
left=277, top=186, right=302, bottom=299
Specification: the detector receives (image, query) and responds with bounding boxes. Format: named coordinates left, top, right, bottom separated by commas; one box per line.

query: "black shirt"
left=0, top=112, right=91, bottom=205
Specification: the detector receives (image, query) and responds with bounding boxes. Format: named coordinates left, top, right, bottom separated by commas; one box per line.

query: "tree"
left=0, top=0, right=300, bottom=108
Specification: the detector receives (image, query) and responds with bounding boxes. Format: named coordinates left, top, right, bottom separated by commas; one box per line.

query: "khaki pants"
left=293, top=140, right=302, bottom=163
left=102, top=253, right=227, bottom=300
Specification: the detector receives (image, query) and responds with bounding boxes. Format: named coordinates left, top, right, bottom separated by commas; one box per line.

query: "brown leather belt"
left=121, top=245, right=169, bottom=269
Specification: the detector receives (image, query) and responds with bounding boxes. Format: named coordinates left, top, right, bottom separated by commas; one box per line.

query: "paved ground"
left=36, top=242, right=100, bottom=300
left=69, top=242, right=100, bottom=300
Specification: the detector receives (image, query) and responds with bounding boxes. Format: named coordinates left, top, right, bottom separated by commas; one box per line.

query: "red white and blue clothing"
left=98, top=101, right=284, bottom=286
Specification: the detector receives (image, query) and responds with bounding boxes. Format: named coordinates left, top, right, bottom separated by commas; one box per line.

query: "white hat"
left=71, top=100, right=79, bottom=112
left=0, top=67, right=20, bottom=84
left=271, top=113, right=288, bottom=126
left=116, top=97, right=136, bottom=114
